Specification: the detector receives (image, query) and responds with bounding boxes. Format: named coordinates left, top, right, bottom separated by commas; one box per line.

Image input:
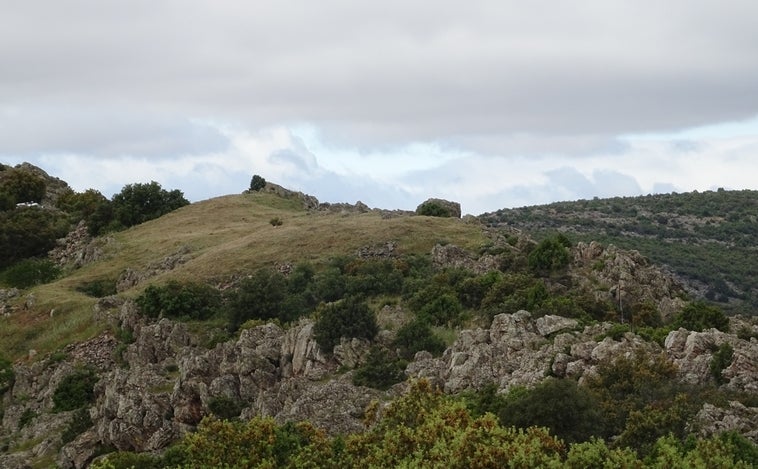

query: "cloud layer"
left=1, top=1, right=758, bottom=213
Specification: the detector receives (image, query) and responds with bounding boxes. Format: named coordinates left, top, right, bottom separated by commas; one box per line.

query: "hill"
left=481, top=189, right=758, bottom=315
left=1, top=164, right=756, bottom=468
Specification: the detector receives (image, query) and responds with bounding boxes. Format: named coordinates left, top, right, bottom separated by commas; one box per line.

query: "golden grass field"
left=1, top=192, right=487, bottom=360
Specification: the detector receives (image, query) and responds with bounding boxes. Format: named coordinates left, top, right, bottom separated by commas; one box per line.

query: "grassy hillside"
left=1, top=192, right=487, bottom=360
left=481, top=189, right=758, bottom=314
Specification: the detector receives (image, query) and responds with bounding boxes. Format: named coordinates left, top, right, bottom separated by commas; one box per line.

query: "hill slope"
left=481, top=189, right=758, bottom=314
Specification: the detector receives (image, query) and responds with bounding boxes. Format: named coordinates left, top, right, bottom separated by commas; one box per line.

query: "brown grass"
left=0, top=192, right=487, bottom=360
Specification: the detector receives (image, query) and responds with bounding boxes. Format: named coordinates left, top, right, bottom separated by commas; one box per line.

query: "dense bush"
left=226, top=270, right=309, bottom=331
left=313, top=297, right=378, bottom=353
left=56, top=188, right=114, bottom=235
left=393, top=319, right=446, bottom=360
left=52, top=368, right=98, bottom=412
left=498, top=378, right=603, bottom=444
left=0, top=207, right=70, bottom=268
left=0, top=258, right=60, bottom=288
left=352, top=346, right=406, bottom=390
left=136, top=281, right=222, bottom=321
left=673, top=301, right=730, bottom=332
left=528, top=234, right=571, bottom=274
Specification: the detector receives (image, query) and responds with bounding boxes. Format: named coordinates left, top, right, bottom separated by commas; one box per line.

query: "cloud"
left=2, top=1, right=758, bottom=156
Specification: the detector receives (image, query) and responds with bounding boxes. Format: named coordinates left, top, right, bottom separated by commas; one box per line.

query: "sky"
left=2, top=1, right=758, bottom=215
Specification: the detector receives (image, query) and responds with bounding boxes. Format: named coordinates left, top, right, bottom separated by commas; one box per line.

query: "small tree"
left=250, top=174, right=266, bottom=192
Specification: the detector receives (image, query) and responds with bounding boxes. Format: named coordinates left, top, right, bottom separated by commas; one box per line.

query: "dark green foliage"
left=111, top=181, right=189, bottom=228
left=604, top=323, right=631, bottom=341
left=76, top=278, right=117, bottom=298
left=418, top=292, right=463, bottom=326
left=250, top=174, right=266, bottom=191
left=716, top=431, right=758, bottom=467
left=498, top=378, right=603, bottom=444
left=528, top=235, right=571, bottom=273
left=53, top=368, right=98, bottom=412
left=461, top=382, right=509, bottom=418
left=416, top=200, right=453, bottom=217
left=710, top=343, right=734, bottom=385
left=0, top=258, right=60, bottom=288
left=0, top=207, right=70, bottom=268
left=0, top=168, right=46, bottom=204
left=313, top=297, right=378, bottom=353
left=344, top=259, right=405, bottom=297
left=135, top=280, right=221, bottom=321
left=208, top=396, right=244, bottom=420
left=94, top=451, right=165, bottom=469
left=61, top=408, right=93, bottom=444
left=269, top=216, right=283, bottom=226
left=352, top=346, right=406, bottom=390
left=393, top=319, right=446, bottom=360
left=0, top=191, right=13, bottom=211
left=56, top=188, right=114, bottom=235
left=225, top=269, right=310, bottom=331
left=136, top=281, right=222, bottom=321
left=673, top=301, right=730, bottom=332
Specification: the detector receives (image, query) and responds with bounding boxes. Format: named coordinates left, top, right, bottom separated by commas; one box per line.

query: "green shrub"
left=225, top=270, right=309, bottom=331
left=393, top=319, right=446, bottom=360
left=673, top=301, right=729, bottom=332
left=136, top=281, right=221, bottom=321
left=0, top=168, right=46, bottom=204
left=1, top=258, right=60, bottom=288
left=528, top=235, right=571, bottom=274
left=313, top=297, right=378, bottom=353
left=0, top=208, right=71, bottom=268
left=352, top=346, right=406, bottom=390
left=76, top=278, right=117, bottom=298
left=710, top=343, right=734, bottom=385
left=52, top=368, right=98, bottom=412
left=269, top=216, right=283, bottom=226
left=497, top=378, right=603, bottom=444
left=208, top=396, right=244, bottom=420
left=418, top=293, right=464, bottom=326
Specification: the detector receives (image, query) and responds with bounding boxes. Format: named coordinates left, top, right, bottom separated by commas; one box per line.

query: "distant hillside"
left=481, top=189, right=758, bottom=314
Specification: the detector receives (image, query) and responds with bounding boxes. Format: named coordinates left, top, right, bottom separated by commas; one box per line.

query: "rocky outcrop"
left=431, top=243, right=499, bottom=274
left=572, top=241, right=686, bottom=321
left=115, top=246, right=193, bottom=292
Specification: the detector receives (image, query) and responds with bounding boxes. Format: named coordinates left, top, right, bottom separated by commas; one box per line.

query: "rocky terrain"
left=1, top=238, right=757, bottom=468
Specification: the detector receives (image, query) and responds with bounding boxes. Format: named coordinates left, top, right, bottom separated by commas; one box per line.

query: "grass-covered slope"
left=1, top=192, right=486, bottom=360
left=481, top=189, right=758, bottom=314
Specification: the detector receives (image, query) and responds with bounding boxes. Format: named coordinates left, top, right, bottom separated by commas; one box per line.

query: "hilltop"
left=0, top=163, right=757, bottom=468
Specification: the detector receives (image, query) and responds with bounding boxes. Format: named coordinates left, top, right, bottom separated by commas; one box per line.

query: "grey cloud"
left=0, top=107, right=229, bottom=158
left=2, top=1, right=758, bottom=156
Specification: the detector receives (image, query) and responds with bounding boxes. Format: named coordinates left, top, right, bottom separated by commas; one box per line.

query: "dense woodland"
left=0, top=164, right=756, bottom=468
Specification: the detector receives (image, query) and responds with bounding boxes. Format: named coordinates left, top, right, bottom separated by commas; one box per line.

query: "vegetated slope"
left=481, top=189, right=758, bottom=314
left=0, top=191, right=486, bottom=360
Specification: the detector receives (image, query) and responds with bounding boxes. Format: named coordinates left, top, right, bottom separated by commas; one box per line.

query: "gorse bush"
left=352, top=346, right=406, bottom=390
left=393, top=319, right=446, bottom=360
left=528, top=234, right=571, bottom=274
left=673, top=301, right=730, bottom=332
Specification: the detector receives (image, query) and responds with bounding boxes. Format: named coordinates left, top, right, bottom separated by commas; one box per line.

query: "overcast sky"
left=2, top=1, right=758, bottom=214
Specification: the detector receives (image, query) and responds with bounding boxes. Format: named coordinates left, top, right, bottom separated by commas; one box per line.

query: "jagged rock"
left=281, top=320, right=331, bottom=380
left=259, top=182, right=320, bottom=210
left=58, top=429, right=99, bottom=469
left=416, top=198, right=462, bottom=218
left=535, top=315, right=579, bottom=336
left=692, top=401, right=758, bottom=443
left=116, top=268, right=144, bottom=293
left=333, top=338, right=371, bottom=369
left=431, top=243, right=499, bottom=274
left=357, top=241, right=397, bottom=259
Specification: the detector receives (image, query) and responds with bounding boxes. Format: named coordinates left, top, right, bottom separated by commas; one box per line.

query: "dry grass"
left=1, top=192, right=487, bottom=361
